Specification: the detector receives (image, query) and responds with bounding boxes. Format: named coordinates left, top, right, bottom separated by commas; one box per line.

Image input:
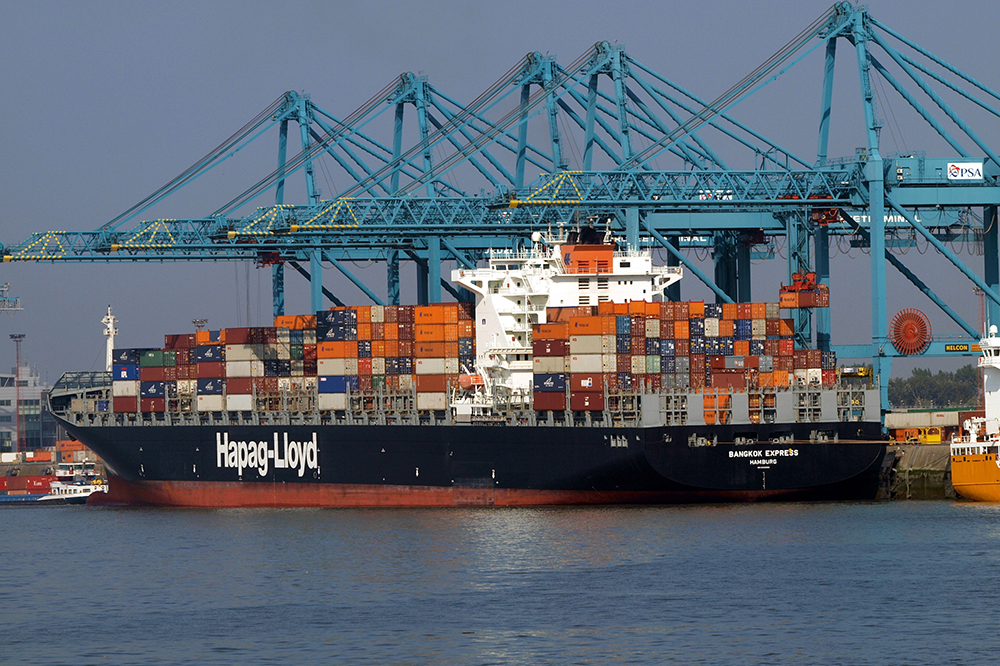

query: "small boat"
left=950, top=326, right=1000, bottom=501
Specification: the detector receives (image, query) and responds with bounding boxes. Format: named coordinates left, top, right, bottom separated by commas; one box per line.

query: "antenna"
left=102, top=306, right=118, bottom=372
left=9, top=334, right=24, bottom=453
left=192, top=319, right=208, bottom=331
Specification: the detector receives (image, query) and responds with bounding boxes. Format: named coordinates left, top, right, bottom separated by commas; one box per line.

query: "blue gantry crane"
left=2, top=2, right=998, bottom=414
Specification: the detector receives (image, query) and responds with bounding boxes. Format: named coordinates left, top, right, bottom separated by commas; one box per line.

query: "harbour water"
left=3, top=501, right=999, bottom=665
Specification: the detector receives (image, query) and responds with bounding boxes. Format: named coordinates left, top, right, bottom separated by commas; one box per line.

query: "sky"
left=0, top=0, right=997, bottom=383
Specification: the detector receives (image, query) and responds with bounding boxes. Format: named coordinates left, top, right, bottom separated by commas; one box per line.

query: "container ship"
left=950, top=326, right=1000, bottom=501
left=49, top=231, right=887, bottom=507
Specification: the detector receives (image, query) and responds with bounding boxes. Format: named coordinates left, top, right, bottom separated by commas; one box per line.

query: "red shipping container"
left=140, top=398, right=165, bottom=413
left=303, top=345, right=317, bottom=360
left=778, top=339, right=795, bottom=356
left=226, top=328, right=253, bottom=344
left=690, top=372, right=706, bottom=389
left=227, top=377, right=254, bottom=394
left=645, top=374, right=662, bottom=391
left=711, top=371, right=747, bottom=389
left=164, top=333, right=197, bottom=350
left=398, top=340, right=414, bottom=357
left=565, top=373, right=601, bottom=392
left=358, top=358, right=373, bottom=375
left=458, top=302, right=474, bottom=321
left=113, top=396, right=138, bottom=412
left=251, top=377, right=277, bottom=392
left=358, top=376, right=373, bottom=392
left=660, top=301, right=675, bottom=321
left=198, top=362, right=224, bottom=378
left=617, top=354, right=631, bottom=373
left=164, top=367, right=178, bottom=381
left=822, top=369, right=837, bottom=386
left=533, top=392, right=567, bottom=411
left=140, top=366, right=167, bottom=381
left=533, top=339, right=568, bottom=357
left=416, top=374, right=447, bottom=393
left=570, top=391, right=604, bottom=411
left=675, top=339, right=690, bottom=356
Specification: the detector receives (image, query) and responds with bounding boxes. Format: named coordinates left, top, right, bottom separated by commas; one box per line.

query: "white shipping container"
left=765, top=302, right=781, bottom=319
left=303, top=330, right=317, bottom=345
left=276, top=328, right=291, bottom=343
left=415, top=358, right=446, bottom=375
left=302, top=376, right=318, bottom=390
left=1, top=452, right=22, bottom=463
left=372, top=357, right=386, bottom=375
left=602, top=335, right=616, bottom=354
left=751, top=319, right=767, bottom=336
left=416, top=392, right=448, bottom=410
left=277, top=377, right=293, bottom=391
left=225, top=344, right=262, bottom=362
left=631, top=355, right=647, bottom=375
left=444, top=357, right=459, bottom=375
left=794, top=369, right=810, bottom=385
left=704, top=318, right=720, bottom=338
left=646, top=319, right=660, bottom=338
left=275, top=342, right=291, bottom=361
left=318, top=393, right=347, bottom=410
left=261, top=345, right=279, bottom=361
left=602, top=354, right=617, bottom=373
left=345, top=358, right=359, bottom=375
left=197, top=395, right=225, bottom=412
left=176, top=379, right=197, bottom=395
left=226, top=394, right=254, bottom=411
left=318, top=358, right=346, bottom=376
left=112, top=380, right=138, bottom=397
left=533, top=356, right=565, bottom=374
left=398, top=374, right=414, bottom=391
left=226, top=361, right=251, bottom=377
left=807, top=368, right=823, bottom=384
left=371, top=305, right=384, bottom=323
left=569, top=335, right=603, bottom=355
left=569, top=354, right=603, bottom=373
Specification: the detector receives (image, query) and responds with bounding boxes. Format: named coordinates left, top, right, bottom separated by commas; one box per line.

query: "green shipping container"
left=162, top=351, right=177, bottom=367
left=646, top=355, right=661, bottom=374
left=140, top=351, right=164, bottom=367
left=290, top=345, right=304, bottom=360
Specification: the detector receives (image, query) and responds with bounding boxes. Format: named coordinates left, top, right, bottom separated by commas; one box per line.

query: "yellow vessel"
left=951, top=326, right=1000, bottom=501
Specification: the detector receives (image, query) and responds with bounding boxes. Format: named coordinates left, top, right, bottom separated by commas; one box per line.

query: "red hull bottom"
left=89, top=476, right=801, bottom=508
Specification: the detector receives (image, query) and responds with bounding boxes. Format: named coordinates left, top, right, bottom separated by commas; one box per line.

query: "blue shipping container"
left=140, top=381, right=165, bottom=398
left=113, top=364, right=139, bottom=381
left=197, top=378, right=225, bottom=395
left=533, top=373, right=567, bottom=393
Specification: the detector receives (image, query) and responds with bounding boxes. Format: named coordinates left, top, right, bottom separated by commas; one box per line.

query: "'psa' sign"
left=947, top=162, right=983, bottom=180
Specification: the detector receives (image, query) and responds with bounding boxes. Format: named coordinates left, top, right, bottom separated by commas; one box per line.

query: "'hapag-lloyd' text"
left=216, top=432, right=319, bottom=477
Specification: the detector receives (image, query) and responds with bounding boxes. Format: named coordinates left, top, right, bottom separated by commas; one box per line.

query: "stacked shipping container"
left=113, top=304, right=475, bottom=414
left=112, top=298, right=834, bottom=416
left=531, top=300, right=837, bottom=413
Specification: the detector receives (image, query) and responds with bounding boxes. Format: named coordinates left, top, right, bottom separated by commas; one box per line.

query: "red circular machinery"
left=890, top=308, right=932, bottom=355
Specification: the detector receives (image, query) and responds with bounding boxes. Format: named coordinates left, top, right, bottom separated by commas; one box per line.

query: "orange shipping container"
left=689, top=300, right=705, bottom=318
left=444, top=324, right=459, bottom=342
left=445, top=342, right=459, bottom=358
left=721, top=303, right=738, bottom=320
left=719, top=319, right=735, bottom=337
left=385, top=323, right=399, bottom=340
left=372, top=340, right=385, bottom=358
left=458, top=320, right=474, bottom=337
left=779, top=319, right=795, bottom=336
left=415, top=325, right=446, bottom=342
left=674, top=320, right=690, bottom=339
left=415, top=342, right=446, bottom=357
left=734, top=340, right=751, bottom=356
left=354, top=306, right=371, bottom=322
left=568, top=316, right=604, bottom=335
left=358, top=323, right=372, bottom=341
left=751, top=303, right=767, bottom=320
left=534, top=323, right=569, bottom=340
left=384, top=340, right=399, bottom=357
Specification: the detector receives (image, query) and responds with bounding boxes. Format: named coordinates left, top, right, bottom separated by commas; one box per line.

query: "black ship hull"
left=59, top=417, right=888, bottom=507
